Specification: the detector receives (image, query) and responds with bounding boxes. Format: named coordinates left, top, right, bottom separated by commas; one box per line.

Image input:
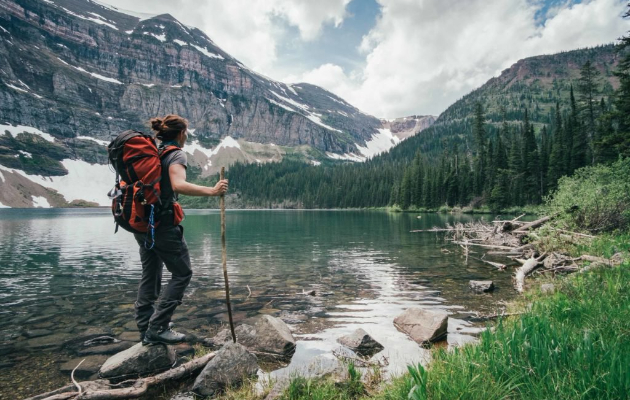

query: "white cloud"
left=101, top=0, right=350, bottom=75
left=291, top=0, right=630, bottom=118
left=99, top=0, right=628, bottom=119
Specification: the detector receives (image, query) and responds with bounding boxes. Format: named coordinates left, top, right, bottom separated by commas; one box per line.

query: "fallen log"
left=514, top=257, right=541, bottom=293
left=451, top=241, right=520, bottom=251
left=29, top=352, right=216, bottom=400
left=476, top=255, right=507, bottom=270
left=512, top=214, right=556, bottom=233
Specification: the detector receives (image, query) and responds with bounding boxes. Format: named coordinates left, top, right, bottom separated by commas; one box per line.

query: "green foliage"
left=372, top=260, right=630, bottom=400
left=279, top=362, right=365, bottom=400
left=545, top=158, right=630, bottom=232
left=0, top=132, right=70, bottom=176
left=407, top=364, right=428, bottom=400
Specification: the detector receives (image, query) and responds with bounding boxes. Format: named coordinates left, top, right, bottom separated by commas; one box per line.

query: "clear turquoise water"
left=0, top=209, right=518, bottom=397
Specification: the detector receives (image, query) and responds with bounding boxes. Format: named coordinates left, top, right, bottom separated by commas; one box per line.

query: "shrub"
left=545, top=157, right=630, bottom=232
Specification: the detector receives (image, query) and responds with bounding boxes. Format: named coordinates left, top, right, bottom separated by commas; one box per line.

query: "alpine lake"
left=0, top=209, right=522, bottom=399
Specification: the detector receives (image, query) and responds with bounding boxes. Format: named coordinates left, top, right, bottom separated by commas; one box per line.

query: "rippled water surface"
left=0, top=209, right=519, bottom=398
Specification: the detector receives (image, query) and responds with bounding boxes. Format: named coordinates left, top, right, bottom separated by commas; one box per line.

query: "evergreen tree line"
left=188, top=38, right=630, bottom=210
left=391, top=35, right=630, bottom=211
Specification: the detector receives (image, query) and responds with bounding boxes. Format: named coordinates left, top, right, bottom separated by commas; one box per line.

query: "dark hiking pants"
left=133, top=225, right=192, bottom=333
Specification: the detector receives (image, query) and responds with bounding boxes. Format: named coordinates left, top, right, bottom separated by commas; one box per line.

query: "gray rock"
left=394, top=308, right=448, bottom=346
left=213, top=315, right=296, bottom=361
left=0, top=361, right=14, bottom=370
left=25, top=333, right=73, bottom=351
left=540, top=283, right=555, bottom=294
left=337, top=328, right=384, bottom=356
left=99, top=343, right=176, bottom=379
left=278, top=310, right=308, bottom=324
left=469, top=280, right=495, bottom=292
left=63, top=327, right=115, bottom=351
left=192, top=342, right=258, bottom=397
left=60, top=355, right=109, bottom=379
left=117, top=331, right=142, bottom=342
left=23, top=329, right=52, bottom=338
left=77, top=341, right=135, bottom=356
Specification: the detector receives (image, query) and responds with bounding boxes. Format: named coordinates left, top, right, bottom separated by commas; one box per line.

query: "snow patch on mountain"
left=267, top=98, right=296, bottom=112
left=0, top=124, right=56, bottom=142
left=144, top=32, right=166, bottom=42
left=32, top=196, right=51, bottom=208
left=76, top=136, right=109, bottom=146
left=326, top=152, right=364, bottom=162
left=191, top=44, right=224, bottom=60
left=0, top=161, right=112, bottom=206
left=356, top=128, right=400, bottom=159
left=89, top=0, right=156, bottom=21
left=59, top=6, right=119, bottom=30
left=59, top=61, right=123, bottom=84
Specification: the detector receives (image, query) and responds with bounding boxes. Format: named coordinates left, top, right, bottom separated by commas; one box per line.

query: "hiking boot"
left=142, top=326, right=186, bottom=345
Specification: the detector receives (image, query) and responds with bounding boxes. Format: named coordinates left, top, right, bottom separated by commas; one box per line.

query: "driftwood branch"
left=30, top=352, right=215, bottom=400
left=512, top=214, right=556, bottom=233
left=514, top=257, right=540, bottom=293
left=71, top=360, right=85, bottom=395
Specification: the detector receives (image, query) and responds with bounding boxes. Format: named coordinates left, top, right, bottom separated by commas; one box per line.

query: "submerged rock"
left=192, top=342, right=258, bottom=397
left=99, top=343, right=176, bottom=379
left=60, top=355, right=109, bottom=379
left=469, top=280, right=495, bottom=293
left=213, top=315, right=296, bottom=361
left=394, top=308, right=448, bottom=346
left=337, top=328, right=384, bottom=356
left=23, top=329, right=52, bottom=338
left=77, top=341, right=135, bottom=356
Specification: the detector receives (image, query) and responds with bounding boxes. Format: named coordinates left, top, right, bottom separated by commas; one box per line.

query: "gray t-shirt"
left=160, top=148, right=187, bottom=207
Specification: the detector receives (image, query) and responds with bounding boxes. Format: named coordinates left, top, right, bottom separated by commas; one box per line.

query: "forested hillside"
left=181, top=43, right=630, bottom=210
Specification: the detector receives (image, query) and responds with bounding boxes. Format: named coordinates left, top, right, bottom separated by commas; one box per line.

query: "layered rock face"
left=0, top=0, right=381, bottom=153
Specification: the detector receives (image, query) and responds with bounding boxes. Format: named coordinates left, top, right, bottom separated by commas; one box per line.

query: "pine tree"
left=539, top=125, right=550, bottom=196
left=609, top=7, right=630, bottom=158
left=548, top=102, right=564, bottom=191
left=473, top=102, right=486, bottom=197
left=577, top=60, right=600, bottom=164
left=569, top=85, right=588, bottom=172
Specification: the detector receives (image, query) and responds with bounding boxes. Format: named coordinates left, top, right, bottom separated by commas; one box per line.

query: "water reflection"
left=0, top=209, right=517, bottom=397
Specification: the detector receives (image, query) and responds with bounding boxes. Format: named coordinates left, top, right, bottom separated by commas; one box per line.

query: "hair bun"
left=150, top=117, right=164, bottom=132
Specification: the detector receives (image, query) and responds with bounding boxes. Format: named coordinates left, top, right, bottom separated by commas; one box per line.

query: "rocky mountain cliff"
left=0, top=0, right=434, bottom=208
left=379, top=44, right=619, bottom=163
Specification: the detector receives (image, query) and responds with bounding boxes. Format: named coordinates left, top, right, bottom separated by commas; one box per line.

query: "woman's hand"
left=213, top=179, right=229, bottom=196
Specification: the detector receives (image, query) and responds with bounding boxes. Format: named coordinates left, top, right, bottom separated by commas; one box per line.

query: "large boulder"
left=337, top=328, right=384, bottom=357
left=213, top=315, right=296, bottom=361
left=394, top=308, right=448, bottom=346
left=98, top=343, right=176, bottom=379
left=192, top=342, right=258, bottom=397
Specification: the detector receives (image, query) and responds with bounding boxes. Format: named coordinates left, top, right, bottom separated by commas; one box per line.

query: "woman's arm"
left=169, top=163, right=228, bottom=196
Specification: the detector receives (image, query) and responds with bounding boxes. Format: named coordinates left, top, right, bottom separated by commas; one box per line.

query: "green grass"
left=265, top=233, right=630, bottom=400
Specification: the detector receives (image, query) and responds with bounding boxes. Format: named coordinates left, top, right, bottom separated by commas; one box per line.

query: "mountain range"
left=0, top=0, right=435, bottom=207
left=0, top=0, right=618, bottom=209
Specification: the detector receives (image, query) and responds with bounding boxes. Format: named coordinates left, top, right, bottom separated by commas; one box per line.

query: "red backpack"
left=107, top=130, right=183, bottom=246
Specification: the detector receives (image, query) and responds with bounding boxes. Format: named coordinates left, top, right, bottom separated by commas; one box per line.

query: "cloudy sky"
left=101, top=0, right=629, bottom=119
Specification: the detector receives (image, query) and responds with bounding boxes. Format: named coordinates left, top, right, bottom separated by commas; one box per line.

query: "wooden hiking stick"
left=220, top=167, right=236, bottom=343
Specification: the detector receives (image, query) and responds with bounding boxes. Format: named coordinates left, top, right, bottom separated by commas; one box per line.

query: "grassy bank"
left=211, top=232, right=629, bottom=400
left=291, top=255, right=627, bottom=400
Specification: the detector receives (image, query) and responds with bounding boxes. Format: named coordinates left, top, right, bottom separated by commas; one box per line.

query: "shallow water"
left=0, top=209, right=518, bottom=398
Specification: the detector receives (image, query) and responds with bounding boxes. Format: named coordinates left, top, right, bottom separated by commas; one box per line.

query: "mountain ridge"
left=0, top=0, right=435, bottom=208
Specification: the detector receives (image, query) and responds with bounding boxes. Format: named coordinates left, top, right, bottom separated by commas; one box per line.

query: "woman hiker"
left=136, top=114, right=228, bottom=345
